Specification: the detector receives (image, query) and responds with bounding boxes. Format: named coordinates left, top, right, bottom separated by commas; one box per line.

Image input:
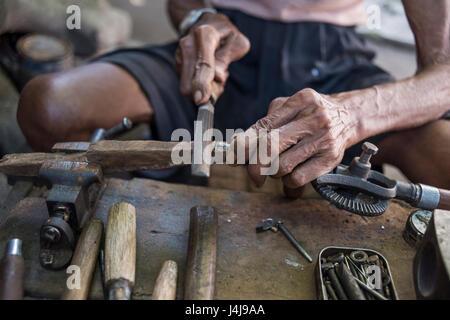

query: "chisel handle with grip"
left=0, top=239, right=24, bottom=300
left=105, top=202, right=136, bottom=300
left=61, top=219, right=103, bottom=300
left=152, top=260, right=178, bottom=300
left=192, top=82, right=223, bottom=178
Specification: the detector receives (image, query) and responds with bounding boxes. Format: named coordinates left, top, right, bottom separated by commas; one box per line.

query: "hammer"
left=105, top=202, right=136, bottom=300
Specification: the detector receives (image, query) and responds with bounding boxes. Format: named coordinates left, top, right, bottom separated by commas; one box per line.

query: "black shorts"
left=97, top=9, right=397, bottom=180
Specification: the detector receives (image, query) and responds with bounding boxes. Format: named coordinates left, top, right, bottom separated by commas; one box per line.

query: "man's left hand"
left=233, top=88, right=361, bottom=191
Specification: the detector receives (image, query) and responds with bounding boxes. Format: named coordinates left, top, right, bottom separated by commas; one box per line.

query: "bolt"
left=42, top=226, right=61, bottom=243
left=359, top=142, right=378, bottom=164
left=321, top=263, right=348, bottom=300
left=105, top=117, right=133, bottom=138
left=325, top=280, right=338, bottom=300
left=327, top=252, right=345, bottom=264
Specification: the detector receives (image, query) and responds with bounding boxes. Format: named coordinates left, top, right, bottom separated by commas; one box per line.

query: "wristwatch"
left=179, top=8, right=218, bottom=37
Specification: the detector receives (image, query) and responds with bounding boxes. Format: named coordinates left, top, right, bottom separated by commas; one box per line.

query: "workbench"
left=0, top=176, right=417, bottom=300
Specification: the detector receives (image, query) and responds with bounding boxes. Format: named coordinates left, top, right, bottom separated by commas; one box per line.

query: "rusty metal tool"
left=61, top=219, right=103, bottom=300
left=90, top=117, right=133, bottom=143
left=354, top=278, right=388, bottom=301
left=192, top=82, right=222, bottom=178
left=0, top=239, right=25, bottom=300
left=184, top=206, right=218, bottom=300
left=152, top=260, right=178, bottom=300
left=313, top=142, right=450, bottom=216
left=321, top=262, right=347, bottom=300
left=336, top=262, right=366, bottom=300
left=256, top=218, right=312, bottom=263
left=324, top=280, right=338, bottom=300
left=105, top=202, right=136, bottom=300
left=38, top=161, right=104, bottom=270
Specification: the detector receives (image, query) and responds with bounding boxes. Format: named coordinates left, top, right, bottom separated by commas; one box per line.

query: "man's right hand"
left=175, top=12, right=250, bottom=105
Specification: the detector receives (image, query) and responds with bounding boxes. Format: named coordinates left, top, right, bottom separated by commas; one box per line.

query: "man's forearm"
left=333, top=64, right=450, bottom=147
left=167, top=0, right=210, bottom=30
left=335, top=0, right=450, bottom=147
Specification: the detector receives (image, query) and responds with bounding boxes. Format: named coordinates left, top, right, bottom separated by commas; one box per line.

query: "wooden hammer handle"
left=152, top=260, right=178, bottom=300
left=61, top=219, right=103, bottom=300
left=184, top=206, right=218, bottom=300
left=105, top=202, right=136, bottom=300
left=192, top=82, right=223, bottom=178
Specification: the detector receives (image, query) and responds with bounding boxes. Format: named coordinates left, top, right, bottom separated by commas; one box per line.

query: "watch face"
left=410, top=210, right=432, bottom=235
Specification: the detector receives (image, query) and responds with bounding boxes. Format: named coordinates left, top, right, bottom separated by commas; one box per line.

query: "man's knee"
left=18, top=74, right=73, bottom=151
left=378, top=120, right=450, bottom=187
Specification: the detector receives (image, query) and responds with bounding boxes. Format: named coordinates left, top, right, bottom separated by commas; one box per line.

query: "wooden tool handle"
left=192, top=82, right=223, bottom=178
left=184, top=206, right=218, bottom=300
left=61, top=219, right=103, bottom=300
left=105, top=202, right=136, bottom=300
left=438, top=188, right=450, bottom=211
left=152, top=260, right=178, bottom=300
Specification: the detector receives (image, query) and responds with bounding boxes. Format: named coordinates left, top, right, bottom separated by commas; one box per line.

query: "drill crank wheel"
left=312, top=142, right=398, bottom=217
left=312, top=180, right=389, bottom=217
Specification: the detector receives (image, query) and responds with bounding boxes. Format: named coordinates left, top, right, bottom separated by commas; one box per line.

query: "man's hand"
left=233, top=89, right=360, bottom=191
left=175, top=13, right=250, bottom=105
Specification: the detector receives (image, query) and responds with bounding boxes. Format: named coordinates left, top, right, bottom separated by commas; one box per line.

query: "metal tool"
left=354, top=278, right=388, bottom=301
left=336, top=262, right=366, bottom=300
left=324, top=280, right=338, bottom=300
left=90, top=117, right=133, bottom=143
left=192, top=83, right=222, bottom=178
left=321, top=262, right=348, bottom=300
left=105, top=202, right=136, bottom=300
left=403, top=209, right=432, bottom=247
left=318, top=247, right=398, bottom=300
left=256, top=218, right=312, bottom=263
left=349, top=250, right=368, bottom=265
left=313, top=142, right=450, bottom=216
left=38, top=161, right=104, bottom=270
left=0, top=239, right=25, bottom=300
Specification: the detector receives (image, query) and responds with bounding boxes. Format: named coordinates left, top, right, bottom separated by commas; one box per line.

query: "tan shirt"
left=210, top=0, right=367, bottom=26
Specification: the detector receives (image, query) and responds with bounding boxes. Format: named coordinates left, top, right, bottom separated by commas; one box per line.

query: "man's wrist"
left=330, top=91, right=371, bottom=149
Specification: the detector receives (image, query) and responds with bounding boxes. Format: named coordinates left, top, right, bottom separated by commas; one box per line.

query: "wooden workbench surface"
left=0, top=177, right=416, bottom=300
